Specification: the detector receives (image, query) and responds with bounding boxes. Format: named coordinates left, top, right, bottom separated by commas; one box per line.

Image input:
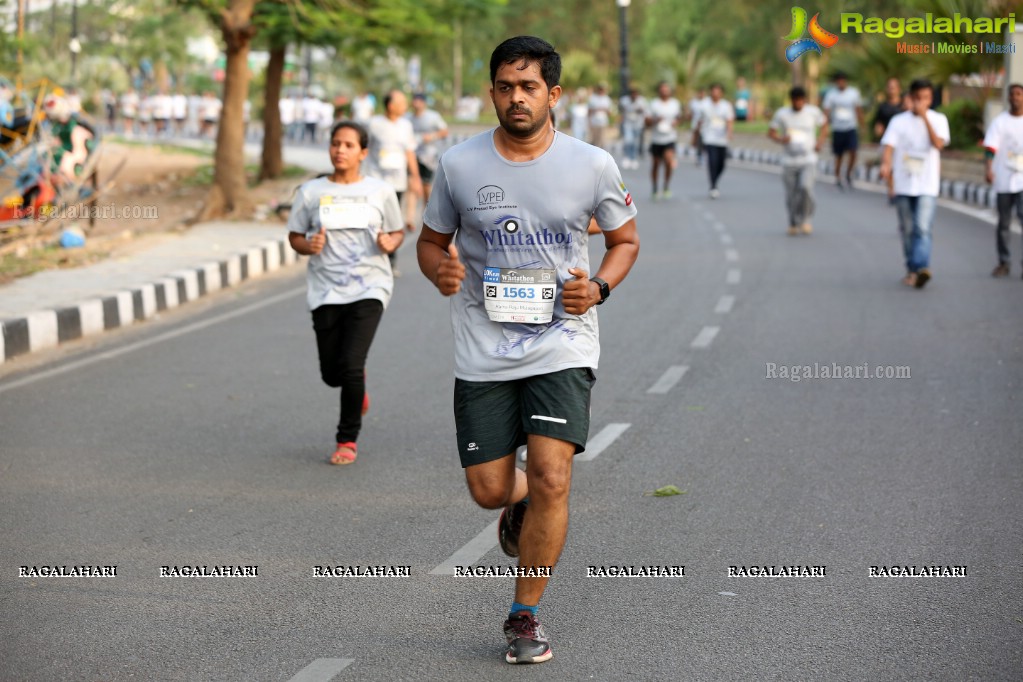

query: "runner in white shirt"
left=351, top=91, right=375, bottom=124
left=768, top=86, right=828, bottom=235
left=199, top=92, right=221, bottom=138
left=366, top=90, right=423, bottom=272
left=287, top=120, right=404, bottom=466
left=822, top=72, right=864, bottom=190
left=880, top=78, right=950, bottom=289
left=618, top=84, right=647, bottom=169
left=587, top=83, right=612, bottom=149
left=694, top=83, right=734, bottom=198
left=172, top=90, right=188, bottom=135
left=645, top=81, right=681, bottom=200
left=688, top=88, right=708, bottom=165
left=120, top=89, right=139, bottom=136
left=983, top=83, right=1023, bottom=278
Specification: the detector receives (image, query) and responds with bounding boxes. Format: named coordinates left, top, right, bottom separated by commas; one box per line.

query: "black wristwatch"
left=590, top=276, right=610, bottom=305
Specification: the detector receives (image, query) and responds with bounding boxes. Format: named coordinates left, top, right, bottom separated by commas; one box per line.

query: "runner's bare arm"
left=418, top=226, right=465, bottom=295
left=562, top=218, right=639, bottom=315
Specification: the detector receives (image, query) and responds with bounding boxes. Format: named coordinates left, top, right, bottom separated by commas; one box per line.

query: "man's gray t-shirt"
left=410, top=108, right=448, bottom=171
left=424, top=130, right=638, bottom=382
left=287, top=176, right=403, bottom=310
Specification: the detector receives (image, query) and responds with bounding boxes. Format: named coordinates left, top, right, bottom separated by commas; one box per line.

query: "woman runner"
left=288, top=121, right=404, bottom=465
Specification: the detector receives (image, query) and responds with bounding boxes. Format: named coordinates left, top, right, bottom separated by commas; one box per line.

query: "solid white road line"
left=715, top=295, right=735, bottom=314
left=575, top=422, right=631, bottom=462
left=726, top=268, right=742, bottom=285
left=691, top=326, right=720, bottom=349
left=288, top=658, right=355, bottom=682
left=0, top=286, right=305, bottom=395
left=430, top=520, right=500, bottom=576
left=647, top=365, right=689, bottom=395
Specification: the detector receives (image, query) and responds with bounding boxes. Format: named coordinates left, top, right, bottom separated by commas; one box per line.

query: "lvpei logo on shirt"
left=477, top=185, right=505, bottom=206
left=783, top=7, right=839, bottom=62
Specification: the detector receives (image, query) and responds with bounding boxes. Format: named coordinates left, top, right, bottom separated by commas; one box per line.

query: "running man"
left=983, top=83, right=1023, bottom=278
left=618, top=84, right=647, bottom=169
left=768, top=86, right=828, bottom=236
left=880, top=78, right=950, bottom=289
left=646, top=81, right=681, bottom=200
left=694, top=82, right=734, bottom=199
left=687, top=87, right=708, bottom=165
left=417, top=35, right=639, bottom=665
left=409, top=92, right=449, bottom=204
left=822, top=72, right=864, bottom=190
left=366, top=89, right=423, bottom=271
left=287, top=121, right=404, bottom=465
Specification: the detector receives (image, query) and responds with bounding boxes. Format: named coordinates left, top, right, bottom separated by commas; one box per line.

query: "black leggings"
left=705, top=145, right=727, bottom=189
left=312, top=299, right=385, bottom=443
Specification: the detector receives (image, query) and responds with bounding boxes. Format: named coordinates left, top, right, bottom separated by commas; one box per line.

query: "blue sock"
left=510, top=601, right=538, bottom=617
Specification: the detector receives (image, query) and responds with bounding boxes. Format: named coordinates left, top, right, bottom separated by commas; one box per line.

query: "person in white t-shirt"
left=587, top=83, right=612, bottom=149
left=880, top=79, right=950, bottom=289
left=287, top=120, right=404, bottom=466
left=694, top=82, right=734, bottom=198
left=983, top=83, right=1023, bottom=278
left=688, top=87, right=708, bottom=165
left=645, top=81, right=682, bottom=200
left=618, top=84, right=647, bottom=169
left=172, top=89, right=188, bottom=135
left=822, top=72, right=864, bottom=190
left=351, top=90, right=375, bottom=124
left=768, top=86, right=828, bottom=236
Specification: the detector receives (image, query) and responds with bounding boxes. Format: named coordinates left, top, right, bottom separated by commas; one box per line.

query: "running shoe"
left=330, top=441, right=357, bottom=465
left=902, top=272, right=917, bottom=287
left=710, top=188, right=720, bottom=199
left=801, top=222, right=813, bottom=235
left=498, top=498, right=528, bottom=557
left=787, top=226, right=800, bottom=236
left=992, top=263, right=1009, bottom=278
left=662, top=189, right=672, bottom=200
left=504, top=612, right=553, bottom=664
left=915, top=268, right=931, bottom=289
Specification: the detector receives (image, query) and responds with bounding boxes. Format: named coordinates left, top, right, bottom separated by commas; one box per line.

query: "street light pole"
left=617, top=0, right=631, bottom=99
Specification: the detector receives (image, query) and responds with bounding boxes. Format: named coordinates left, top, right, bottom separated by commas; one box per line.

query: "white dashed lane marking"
left=726, top=268, right=742, bottom=285
left=430, top=520, right=500, bottom=576
left=725, top=249, right=740, bottom=262
left=574, top=422, right=631, bottom=462
left=720, top=234, right=734, bottom=245
left=715, top=295, right=735, bottom=314
left=691, top=326, right=720, bottom=349
left=647, top=365, right=689, bottom=395
left=288, top=658, right=355, bottom=682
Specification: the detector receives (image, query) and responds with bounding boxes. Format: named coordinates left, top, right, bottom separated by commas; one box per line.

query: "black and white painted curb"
left=685, top=145, right=998, bottom=210
left=0, top=238, right=301, bottom=364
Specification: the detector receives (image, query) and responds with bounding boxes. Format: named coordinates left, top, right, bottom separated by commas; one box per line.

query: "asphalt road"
left=1, top=154, right=1021, bottom=681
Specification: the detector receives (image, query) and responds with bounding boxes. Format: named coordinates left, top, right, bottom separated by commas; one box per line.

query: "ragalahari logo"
left=783, top=7, right=839, bottom=62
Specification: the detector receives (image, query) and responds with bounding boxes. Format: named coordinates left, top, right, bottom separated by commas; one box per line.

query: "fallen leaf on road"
left=644, top=485, right=687, bottom=497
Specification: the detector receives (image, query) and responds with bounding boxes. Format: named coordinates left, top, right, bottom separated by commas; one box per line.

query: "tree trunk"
left=259, top=44, right=286, bottom=182
left=198, top=0, right=257, bottom=221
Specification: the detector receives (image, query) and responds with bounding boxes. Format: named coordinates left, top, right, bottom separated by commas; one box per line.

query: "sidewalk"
left=0, top=222, right=300, bottom=364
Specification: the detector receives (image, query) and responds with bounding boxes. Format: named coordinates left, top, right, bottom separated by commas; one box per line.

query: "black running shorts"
left=453, top=367, right=596, bottom=468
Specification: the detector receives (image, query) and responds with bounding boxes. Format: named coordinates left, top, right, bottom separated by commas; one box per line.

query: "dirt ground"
left=0, top=142, right=308, bottom=284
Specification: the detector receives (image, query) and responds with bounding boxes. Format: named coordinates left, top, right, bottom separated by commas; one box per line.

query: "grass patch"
left=106, top=136, right=214, bottom=158
left=0, top=242, right=109, bottom=283
left=183, top=163, right=311, bottom=188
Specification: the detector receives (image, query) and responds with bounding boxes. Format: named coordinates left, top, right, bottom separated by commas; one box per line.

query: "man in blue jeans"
left=879, top=79, right=950, bottom=289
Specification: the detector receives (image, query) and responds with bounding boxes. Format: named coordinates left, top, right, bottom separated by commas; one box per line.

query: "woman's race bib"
left=319, top=196, right=375, bottom=230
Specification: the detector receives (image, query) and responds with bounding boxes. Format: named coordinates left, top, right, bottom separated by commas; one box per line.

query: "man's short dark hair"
left=489, top=36, right=561, bottom=89
left=909, top=78, right=933, bottom=95
left=1009, top=83, right=1023, bottom=95
left=833, top=71, right=848, bottom=81
left=790, top=86, right=807, bottom=100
